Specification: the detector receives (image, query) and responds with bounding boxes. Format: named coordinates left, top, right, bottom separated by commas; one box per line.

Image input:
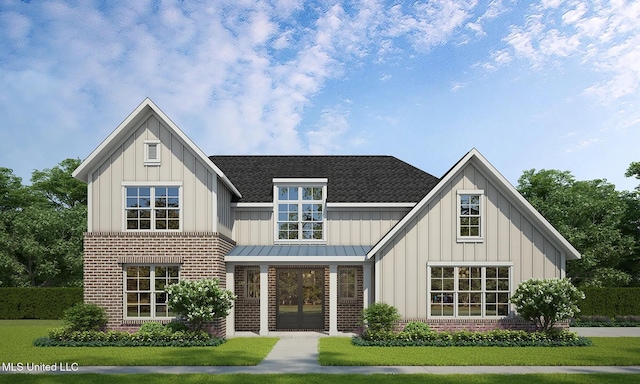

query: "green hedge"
left=579, top=288, right=640, bottom=318
left=0, top=288, right=83, bottom=319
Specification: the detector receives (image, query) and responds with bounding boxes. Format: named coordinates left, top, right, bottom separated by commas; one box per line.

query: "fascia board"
left=72, top=98, right=242, bottom=199
left=366, top=148, right=581, bottom=261
left=225, top=256, right=367, bottom=263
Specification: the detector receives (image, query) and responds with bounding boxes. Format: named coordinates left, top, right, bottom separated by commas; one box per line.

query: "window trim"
left=427, top=264, right=512, bottom=318
left=123, top=264, right=181, bottom=320
left=456, top=190, right=485, bottom=243
left=122, top=183, right=183, bottom=232
left=245, top=268, right=260, bottom=301
left=144, top=140, right=161, bottom=166
left=273, top=179, right=328, bottom=244
left=338, top=268, right=357, bottom=301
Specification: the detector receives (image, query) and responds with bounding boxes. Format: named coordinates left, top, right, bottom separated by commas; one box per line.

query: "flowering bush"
left=165, top=278, right=236, bottom=332
left=510, top=278, right=584, bottom=331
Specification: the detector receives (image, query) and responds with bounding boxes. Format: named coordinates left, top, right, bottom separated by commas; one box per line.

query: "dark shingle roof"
left=209, top=156, right=440, bottom=203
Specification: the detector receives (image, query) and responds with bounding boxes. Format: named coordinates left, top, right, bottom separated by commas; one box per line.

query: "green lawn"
left=0, top=374, right=639, bottom=384
left=319, top=337, right=640, bottom=366
left=0, top=320, right=277, bottom=366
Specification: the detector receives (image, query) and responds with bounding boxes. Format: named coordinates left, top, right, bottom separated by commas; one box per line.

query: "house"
left=72, top=98, right=581, bottom=336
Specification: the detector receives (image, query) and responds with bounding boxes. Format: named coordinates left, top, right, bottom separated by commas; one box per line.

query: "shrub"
left=510, top=278, right=584, bottom=331
left=0, top=288, right=83, bottom=319
left=137, top=322, right=167, bottom=336
left=579, top=288, right=640, bottom=317
left=166, top=278, right=236, bottom=332
left=165, top=320, right=189, bottom=333
left=62, top=303, right=107, bottom=332
left=35, top=328, right=225, bottom=347
left=361, top=302, right=401, bottom=334
left=399, top=321, right=433, bottom=341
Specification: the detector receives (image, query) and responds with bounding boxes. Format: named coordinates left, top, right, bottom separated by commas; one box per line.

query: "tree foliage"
left=0, top=159, right=86, bottom=287
left=165, top=278, right=236, bottom=332
left=510, top=278, right=584, bottom=331
left=517, top=169, right=639, bottom=287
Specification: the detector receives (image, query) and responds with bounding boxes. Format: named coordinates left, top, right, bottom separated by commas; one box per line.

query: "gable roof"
left=366, top=148, right=581, bottom=260
left=72, top=98, right=241, bottom=198
left=209, top=155, right=440, bottom=203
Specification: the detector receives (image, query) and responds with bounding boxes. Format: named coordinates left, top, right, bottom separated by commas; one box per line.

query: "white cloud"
left=306, top=106, right=351, bottom=154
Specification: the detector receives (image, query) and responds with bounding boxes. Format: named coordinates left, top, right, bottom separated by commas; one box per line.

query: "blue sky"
left=1, top=0, right=639, bottom=191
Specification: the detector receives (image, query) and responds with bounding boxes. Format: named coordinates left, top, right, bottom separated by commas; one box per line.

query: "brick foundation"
left=398, top=318, right=569, bottom=332
left=83, top=232, right=234, bottom=336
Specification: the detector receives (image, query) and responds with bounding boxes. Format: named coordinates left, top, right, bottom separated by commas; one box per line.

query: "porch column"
left=329, top=264, right=338, bottom=335
left=362, top=264, right=372, bottom=309
left=225, top=264, right=235, bottom=337
left=259, top=264, right=269, bottom=336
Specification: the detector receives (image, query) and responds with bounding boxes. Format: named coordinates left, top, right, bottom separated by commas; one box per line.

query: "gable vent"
left=144, top=140, right=161, bottom=165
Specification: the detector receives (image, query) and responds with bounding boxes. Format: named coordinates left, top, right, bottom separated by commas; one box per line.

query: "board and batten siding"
left=216, top=178, right=234, bottom=238
left=377, top=163, right=564, bottom=319
left=232, top=208, right=409, bottom=246
left=89, top=112, right=217, bottom=233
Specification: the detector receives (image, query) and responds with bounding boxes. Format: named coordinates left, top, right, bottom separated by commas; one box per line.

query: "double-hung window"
left=338, top=268, right=357, bottom=300
left=457, top=190, right=484, bottom=241
left=429, top=265, right=510, bottom=317
left=125, top=185, right=181, bottom=231
left=274, top=179, right=327, bottom=242
left=125, top=265, right=180, bottom=319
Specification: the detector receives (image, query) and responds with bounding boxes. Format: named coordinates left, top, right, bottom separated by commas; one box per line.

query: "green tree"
left=518, top=169, right=637, bottom=287
left=166, top=278, right=236, bottom=332
left=510, top=278, right=584, bottom=331
left=0, top=160, right=86, bottom=287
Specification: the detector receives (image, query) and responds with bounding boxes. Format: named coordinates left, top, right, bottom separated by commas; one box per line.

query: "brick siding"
left=398, top=318, right=568, bottom=332
left=233, top=265, right=260, bottom=331
left=83, top=232, right=234, bottom=336
left=337, top=265, right=364, bottom=333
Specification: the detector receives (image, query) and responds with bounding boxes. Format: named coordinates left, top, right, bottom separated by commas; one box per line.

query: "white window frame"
left=123, top=264, right=180, bottom=320
left=144, top=140, right=161, bottom=166
left=245, top=268, right=260, bottom=301
left=123, top=182, right=183, bottom=232
left=457, top=190, right=485, bottom=242
left=427, top=264, right=512, bottom=318
left=273, top=178, right=328, bottom=244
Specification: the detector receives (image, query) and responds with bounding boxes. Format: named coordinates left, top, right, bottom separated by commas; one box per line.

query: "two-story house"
left=72, top=98, right=581, bottom=336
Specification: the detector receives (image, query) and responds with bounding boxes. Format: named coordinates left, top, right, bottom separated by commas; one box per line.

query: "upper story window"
left=457, top=190, right=484, bottom=241
left=125, top=185, right=181, bottom=231
left=144, top=140, right=161, bottom=166
left=274, top=179, right=327, bottom=242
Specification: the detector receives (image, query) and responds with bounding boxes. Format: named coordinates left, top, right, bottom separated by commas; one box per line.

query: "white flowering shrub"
left=165, top=278, right=236, bottom=332
left=510, top=278, right=585, bottom=331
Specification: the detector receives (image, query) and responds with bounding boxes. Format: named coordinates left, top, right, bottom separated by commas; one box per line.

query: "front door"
left=276, top=269, right=324, bottom=330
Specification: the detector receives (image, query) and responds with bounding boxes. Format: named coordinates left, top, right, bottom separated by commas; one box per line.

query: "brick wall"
left=337, top=265, right=363, bottom=332
left=397, top=318, right=568, bottom=332
left=234, top=265, right=260, bottom=331
left=83, top=232, right=234, bottom=336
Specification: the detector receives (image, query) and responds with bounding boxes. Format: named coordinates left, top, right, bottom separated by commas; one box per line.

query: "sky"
left=1, top=0, right=639, bottom=191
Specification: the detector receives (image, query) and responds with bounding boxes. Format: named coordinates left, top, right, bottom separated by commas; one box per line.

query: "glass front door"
left=276, top=269, right=324, bottom=330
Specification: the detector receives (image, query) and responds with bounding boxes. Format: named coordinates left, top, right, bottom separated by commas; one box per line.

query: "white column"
left=362, top=264, right=372, bottom=310
left=259, top=264, right=269, bottom=336
left=374, top=254, right=380, bottom=303
left=329, top=264, right=338, bottom=335
left=225, top=264, right=235, bottom=337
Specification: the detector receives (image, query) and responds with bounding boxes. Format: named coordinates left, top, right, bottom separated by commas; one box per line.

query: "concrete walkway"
left=8, top=328, right=640, bottom=375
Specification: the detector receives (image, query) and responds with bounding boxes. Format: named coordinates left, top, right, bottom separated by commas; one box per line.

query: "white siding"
left=88, top=112, right=216, bottom=232
left=378, top=163, right=565, bottom=318
left=232, top=208, right=409, bottom=246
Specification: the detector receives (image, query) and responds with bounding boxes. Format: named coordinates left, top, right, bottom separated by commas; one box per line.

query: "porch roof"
left=227, top=245, right=372, bottom=257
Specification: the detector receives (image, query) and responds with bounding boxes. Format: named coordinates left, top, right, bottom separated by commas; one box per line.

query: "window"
left=246, top=268, right=260, bottom=300
left=338, top=268, right=357, bottom=299
left=429, top=266, right=510, bottom=317
left=144, top=141, right=161, bottom=165
left=275, top=182, right=326, bottom=241
left=125, top=265, right=180, bottom=319
left=125, top=186, right=180, bottom=230
left=458, top=191, right=484, bottom=241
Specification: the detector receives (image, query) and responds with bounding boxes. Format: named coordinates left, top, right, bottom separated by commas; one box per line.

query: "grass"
left=319, top=337, right=640, bottom=366
left=0, top=320, right=277, bottom=366
left=0, top=374, right=639, bottom=384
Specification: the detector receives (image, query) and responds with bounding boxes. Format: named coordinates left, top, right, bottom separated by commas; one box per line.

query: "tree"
left=518, top=169, right=637, bottom=287
left=165, top=278, right=236, bottom=332
left=0, top=160, right=86, bottom=287
left=510, top=278, right=584, bottom=331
